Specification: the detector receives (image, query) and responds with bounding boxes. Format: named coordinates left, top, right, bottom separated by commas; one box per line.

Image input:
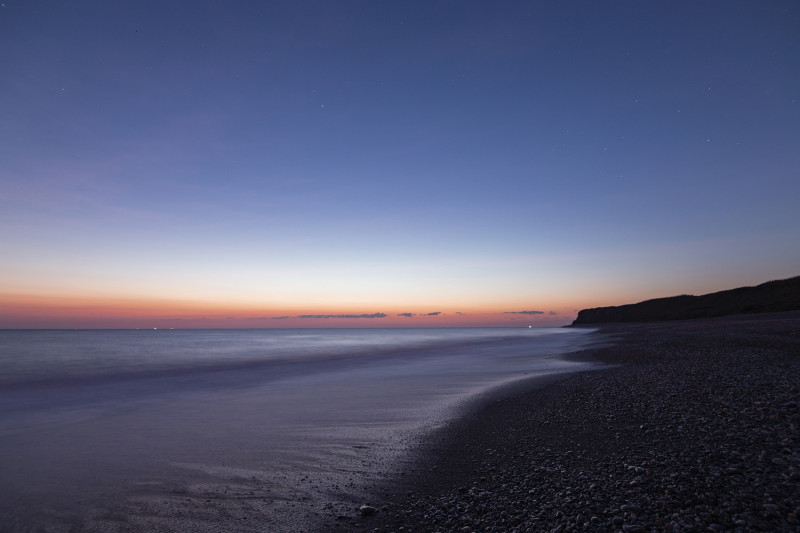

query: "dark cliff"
left=571, top=275, right=800, bottom=325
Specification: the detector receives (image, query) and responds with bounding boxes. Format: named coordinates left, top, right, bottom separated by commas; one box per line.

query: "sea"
left=0, top=327, right=600, bottom=532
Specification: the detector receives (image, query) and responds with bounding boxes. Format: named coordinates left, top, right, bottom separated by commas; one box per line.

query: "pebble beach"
left=333, top=312, right=800, bottom=532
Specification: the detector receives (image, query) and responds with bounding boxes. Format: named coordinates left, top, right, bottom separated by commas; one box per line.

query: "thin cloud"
left=504, top=310, right=545, bottom=315
left=397, top=313, right=415, bottom=317
left=424, top=311, right=442, bottom=316
left=549, top=311, right=558, bottom=316
left=272, top=313, right=388, bottom=320
left=296, top=313, right=387, bottom=319
left=455, top=312, right=465, bottom=315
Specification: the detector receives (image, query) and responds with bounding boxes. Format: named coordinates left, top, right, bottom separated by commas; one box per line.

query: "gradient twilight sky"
left=1, top=1, right=799, bottom=328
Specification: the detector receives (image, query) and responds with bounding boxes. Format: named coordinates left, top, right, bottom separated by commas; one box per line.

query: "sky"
left=1, top=1, right=799, bottom=328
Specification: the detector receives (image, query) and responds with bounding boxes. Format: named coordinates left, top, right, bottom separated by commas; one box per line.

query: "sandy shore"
left=324, top=312, right=800, bottom=532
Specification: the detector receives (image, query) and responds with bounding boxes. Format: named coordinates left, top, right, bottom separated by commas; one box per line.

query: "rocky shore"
left=327, top=312, right=800, bottom=532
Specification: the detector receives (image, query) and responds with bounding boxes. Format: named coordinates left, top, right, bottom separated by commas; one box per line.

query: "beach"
left=2, top=315, right=798, bottom=532
left=340, top=312, right=800, bottom=532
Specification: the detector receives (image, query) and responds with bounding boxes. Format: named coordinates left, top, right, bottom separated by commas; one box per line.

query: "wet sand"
left=338, top=312, right=800, bottom=532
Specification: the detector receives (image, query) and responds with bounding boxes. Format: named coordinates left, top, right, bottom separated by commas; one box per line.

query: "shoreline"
left=326, top=312, right=800, bottom=531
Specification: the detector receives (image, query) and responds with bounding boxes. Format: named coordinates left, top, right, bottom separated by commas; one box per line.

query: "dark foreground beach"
left=327, top=312, right=800, bottom=532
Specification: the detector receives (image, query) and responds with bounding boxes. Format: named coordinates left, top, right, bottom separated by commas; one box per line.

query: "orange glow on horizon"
left=0, top=292, right=584, bottom=329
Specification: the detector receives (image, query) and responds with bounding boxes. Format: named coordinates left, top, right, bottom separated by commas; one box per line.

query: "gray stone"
left=359, top=505, right=377, bottom=516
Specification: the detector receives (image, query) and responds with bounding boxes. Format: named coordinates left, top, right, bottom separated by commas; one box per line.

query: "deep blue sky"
left=1, top=1, right=798, bottom=327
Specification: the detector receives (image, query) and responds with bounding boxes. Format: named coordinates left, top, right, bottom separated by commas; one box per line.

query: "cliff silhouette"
left=572, top=276, right=800, bottom=325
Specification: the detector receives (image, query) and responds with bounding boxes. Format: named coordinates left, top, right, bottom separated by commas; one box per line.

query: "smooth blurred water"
left=0, top=328, right=579, bottom=387
left=0, top=327, right=599, bottom=532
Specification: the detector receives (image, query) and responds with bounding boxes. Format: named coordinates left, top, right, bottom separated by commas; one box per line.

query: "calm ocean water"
left=0, top=327, right=600, bottom=532
left=0, top=328, right=588, bottom=388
